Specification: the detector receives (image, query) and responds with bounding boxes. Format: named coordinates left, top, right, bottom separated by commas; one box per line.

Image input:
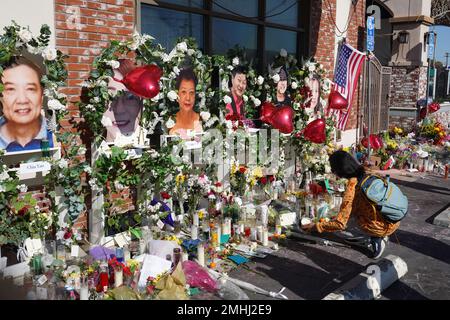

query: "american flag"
left=328, top=43, right=366, bottom=130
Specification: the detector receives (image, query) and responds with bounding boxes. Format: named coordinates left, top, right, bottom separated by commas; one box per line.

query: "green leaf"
left=129, top=227, right=142, bottom=239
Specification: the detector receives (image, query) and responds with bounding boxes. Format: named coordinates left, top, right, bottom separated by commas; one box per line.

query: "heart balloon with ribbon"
left=328, top=90, right=348, bottom=110
left=114, top=64, right=162, bottom=99
left=302, top=118, right=326, bottom=143
left=260, top=102, right=276, bottom=123
left=267, top=105, right=294, bottom=134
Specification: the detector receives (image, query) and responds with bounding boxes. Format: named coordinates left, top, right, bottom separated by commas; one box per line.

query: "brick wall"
left=54, top=0, right=136, bottom=230
left=310, top=0, right=366, bottom=131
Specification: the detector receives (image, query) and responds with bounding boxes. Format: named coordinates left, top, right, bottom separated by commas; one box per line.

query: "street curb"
left=322, top=255, right=408, bottom=300
left=432, top=207, right=450, bottom=228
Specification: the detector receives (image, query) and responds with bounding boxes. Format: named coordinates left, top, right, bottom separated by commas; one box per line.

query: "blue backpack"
left=358, top=174, right=408, bottom=223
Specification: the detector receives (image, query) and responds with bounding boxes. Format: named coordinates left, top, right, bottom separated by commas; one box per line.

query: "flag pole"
left=367, top=51, right=371, bottom=166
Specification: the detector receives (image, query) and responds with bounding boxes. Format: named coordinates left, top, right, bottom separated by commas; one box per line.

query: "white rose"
left=166, top=118, right=175, bottom=129
left=253, top=98, right=261, bottom=107
left=58, top=159, right=68, bottom=169
left=187, top=49, right=195, bottom=56
left=304, top=77, right=310, bottom=86
left=18, top=29, right=33, bottom=43
left=308, top=64, right=316, bottom=72
left=257, top=75, right=264, bottom=85
left=223, top=95, right=232, bottom=104
left=176, top=41, right=188, bottom=52
left=47, top=99, right=66, bottom=111
left=101, top=115, right=113, bottom=127
left=232, top=57, right=240, bottom=66
left=167, top=90, right=178, bottom=102
left=234, top=197, right=243, bottom=206
left=106, top=60, right=120, bottom=69
left=17, top=184, right=28, bottom=193
left=0, top=171, right=10, bottom=182
left=42, top=47, right=58, bottom=61
left=173, top=66, right=180, bottom=75
left=280, top=48, right=288, bottom=57
left=221, top=79, right=230, bottom=92
left=243, top=95, right=248, bottom=102
left=200, top=111, right=211, bottom=121
left=272, top=74, right=280, bottom=83
left=291, top=82, right=298, bottom=89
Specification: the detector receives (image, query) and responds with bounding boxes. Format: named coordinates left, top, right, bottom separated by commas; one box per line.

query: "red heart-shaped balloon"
left=116, top=65, right=162, bottom=99
left=260, top=102, right=276, bottom=123
left=268, top=106, right=294, bottom=134
left=328, top=90, right=348, bottom=110
left=428, top=102, right=440, bottom=114
left=361, top=134, right=382, bottom=150
left=303, top=118, right=326, bottom=143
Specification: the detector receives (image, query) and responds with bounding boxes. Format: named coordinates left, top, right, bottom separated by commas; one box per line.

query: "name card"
left=114, top=232, right=131, bottom=248
left=71, top=245, right=80, bottom=257
left=184, top=140, right=202, bottom=150
left=279, top=211, right=297, bottom=227
left=19, top=161, right=51, bottom=174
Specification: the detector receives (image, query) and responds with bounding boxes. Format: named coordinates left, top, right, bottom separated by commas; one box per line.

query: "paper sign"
left=138, top=254, right=172, bottom=289
left=24, top=238, right=44, bottom=257
left=184, top=140, right=202, bottom=150
left=3, top=262, right=30, bottom=278
left=279, top=211, right=297, bottom=226
left=156, top=220, right=165, bottom=230
left=19, top=161, right=51, bottom=174
left=114, top=232, right=131, bottom=248
left=37, top=275, right=48, bottom=286
left=71, top=245, right=80, bottom=257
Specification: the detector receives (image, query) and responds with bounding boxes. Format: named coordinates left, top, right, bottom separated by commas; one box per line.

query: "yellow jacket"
left=316, top=177, right=400, bottom=237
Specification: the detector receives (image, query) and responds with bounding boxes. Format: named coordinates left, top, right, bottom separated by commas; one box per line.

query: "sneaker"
left=370, top=236, right=388, bottom=259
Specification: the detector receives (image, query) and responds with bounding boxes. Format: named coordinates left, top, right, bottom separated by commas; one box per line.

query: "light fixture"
left=398, top=31, right=409, bottom=44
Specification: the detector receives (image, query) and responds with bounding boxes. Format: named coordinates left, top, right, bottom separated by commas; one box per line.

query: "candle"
left=197, top=243, right=205, bottom=267
left=256, top=226, right=263, bottom=242
left=193, top=212, right=199, bottom=226
left=114, top=269, right=123, bottom=288
left=262, top=228, right=268, bottom=246
left=191, top=225, right=198, bottom=240
left=79, top=286, right=89, bottom=300
left=276, top=225, right=282, bottom=235
left=260, top=205, right=268, bottom=227
left=251, top=227, right=258, bottom=241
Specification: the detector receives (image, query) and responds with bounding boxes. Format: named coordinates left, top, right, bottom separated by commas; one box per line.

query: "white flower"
left=176, top=41, right=188, bottom=52
left=200, top=111, right=211, bottom=121
left=304, top=77, right=310, bottom=86
left=234, top=197, right=243, bottom=206
left=272, top=74, right=280, bottom=83
left=187, top=49, right=195, bottom=56
left=227, top=65, right=234, bottom=71
left=101, top=115, right=113, bottom=127
left=18, top=29, right=33, bottom=43
left=42, top=47, right=57, bottom=61
left=47, top=99, right=66, bottom=111
left=253, top=98, right=261, bottom=107
left=17, top=184, right=28, bottom=193
left=105, top=60, right=120, bottom=69
left=58, top=159, right=68, bottom=169
left=243, top=95, right=248, bottom=102
left=221, top=79, right=230, bottom=92
left=0, top=171, right=10, bottom=182
left=280, top=48, right=288, bottom=57
left=223, top=95, right=232, bottom=104
left=83, top=166, right=92, bottom=174
left=166, top=118, right=175, bottom=129
left=88, top=178, right=99, bottom=190
left=291, top=82, right=298, bottom=89
left=173, top=66, right=180, bottom=75
left=257, top=76, right=264, bottom=86
left=308, top=64, right=316, bottom=72
left=197, top=51, right=203, bottom=58
left=232, top=57, right=240, bottom=66
left=167, top=90, right=178, bottom=102
left=0, top=185, right=5, bottom=193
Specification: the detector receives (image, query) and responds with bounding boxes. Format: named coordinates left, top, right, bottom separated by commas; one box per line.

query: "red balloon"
left=361, top=134, right=382, bottom=150
left=260, top=102, right=276, bottom=123
left=328, top=90, right=348, bottom=110
left=115, top=64, right=162, bottom=99
left=268, top=106, right=294, bottom=134
left=428, top=102, right=440, bottom=114
left=303, top=118, right=326, bottom=143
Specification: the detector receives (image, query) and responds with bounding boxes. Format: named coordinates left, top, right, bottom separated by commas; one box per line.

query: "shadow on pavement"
left=382, top=280, right=431, bottom=300
left=391, top=178, right=450, bottom=197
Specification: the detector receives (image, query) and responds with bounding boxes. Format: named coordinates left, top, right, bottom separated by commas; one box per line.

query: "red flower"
left=146, top=285, right=155, bottom=295
left=63, top=230, right=73, bottom=240
left=215, top=182, right=222, bottom=187
left=123, top=266, right=131, bottom=277
left=160, top=192, right=171, bottom=200
left=239, top=166, right=247, bottom=174
left=268, top=175, right=275, bottom=182
left=260, top=177, right=267, bottom=185
left=17, top=206, right=30, bottom=216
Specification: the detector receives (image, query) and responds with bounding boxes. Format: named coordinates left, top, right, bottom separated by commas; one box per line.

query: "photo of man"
left=102, top=59, right=147, bottom=147
left=0, top=57, right=54, bottom=153
left=225, top=65, right=248, bottom=119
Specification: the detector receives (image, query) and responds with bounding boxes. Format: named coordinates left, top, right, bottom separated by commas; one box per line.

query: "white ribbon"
left=16, top=245, right=29, bottom=262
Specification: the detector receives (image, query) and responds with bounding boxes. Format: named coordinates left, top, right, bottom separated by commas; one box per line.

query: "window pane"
left=265, top=0, right=298, bottom=27
left=141, top=4, right=204, bottom=51
left=212, top=18, right=258, bottom=59
left=265, top=27, right=297, bottom=64
left=212, top=0, right=258, bottom=17
left=156, top=0, right=203, bottom=8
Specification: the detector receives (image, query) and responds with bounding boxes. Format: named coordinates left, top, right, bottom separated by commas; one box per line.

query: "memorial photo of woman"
left=0, top=57, right=54, bottom=153
left=169, top=68, right=202, bottom=139
left=309, top=73, right=323, bottom=114
left=274, top=67, right=291, bottom=108
left=102, top=59, right=146, bottom=146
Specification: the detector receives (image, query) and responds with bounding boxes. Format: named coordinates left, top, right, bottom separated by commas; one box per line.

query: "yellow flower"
left=175, top=174, right=185, bottom=186
left=198, top=210, right=205, bottom=220
left=342, top=147, right=350, bottom=153
left=439, top=132, right=444, bottom=137
left=231, top=163, right=237, bottom=175
left=252, top=166, right=263, bottom=178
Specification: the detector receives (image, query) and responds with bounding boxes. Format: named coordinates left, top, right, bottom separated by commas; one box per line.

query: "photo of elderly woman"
left=0, top=57, right=54, bottom=153
left=102, top=59, right=146, bottom=146
left=169, top=68, right=202, bottom=139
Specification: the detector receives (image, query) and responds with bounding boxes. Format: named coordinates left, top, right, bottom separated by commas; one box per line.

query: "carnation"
left=18, top=29, right=33, bottom=43
left=257, top=76, right=264, bottom=85
left=42, top=47, right=58, bottom=61
left=291, top=82, right=298, bottom=89
left=166, top=118, right=175, bottom=129
left=167, top=90, right=178, bottom=102
left=176, top=41, right=188, bottom=52
left=200, top=111, right=211, bottom=121
left=223, top=95, right=232, bottom=104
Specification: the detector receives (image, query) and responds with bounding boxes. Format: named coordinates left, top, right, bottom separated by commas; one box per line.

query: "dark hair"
left=329, top=150, right=365, bottom=179
left=175, top=68, right=198, bottom=90
left=228, top=65, right=248, bottom=89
